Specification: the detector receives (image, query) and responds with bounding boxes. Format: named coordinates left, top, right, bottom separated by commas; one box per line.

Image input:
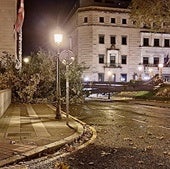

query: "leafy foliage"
left=0, top=50, right=86, bottom=104
left=60, top=62, right=87, bottom=104
left=12, top=49, right=56, bottom=103
left=129, top=0, right=170, bottom=31
left=0, top=52, right=17, bottom=90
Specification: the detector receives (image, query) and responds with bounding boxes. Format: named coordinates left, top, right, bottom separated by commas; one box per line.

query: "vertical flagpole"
left=15, top=0, right=24, bottom=70
left=18, top=29, right=22, bottom=70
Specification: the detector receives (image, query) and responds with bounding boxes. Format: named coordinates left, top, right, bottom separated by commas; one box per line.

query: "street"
left=62, top=100, right=170, bottom=169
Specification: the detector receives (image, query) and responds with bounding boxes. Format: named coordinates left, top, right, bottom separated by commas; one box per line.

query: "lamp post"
left=158, top=63, right=163, bottom=79
left=54, top=33, right=63, bottom=120
left=59, top=50, right=75, bottom=126
left=107, top=70, right=112, bottom=99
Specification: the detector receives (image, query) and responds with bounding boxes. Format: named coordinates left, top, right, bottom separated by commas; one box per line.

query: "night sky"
left=23, top=0, right=76, bottom=55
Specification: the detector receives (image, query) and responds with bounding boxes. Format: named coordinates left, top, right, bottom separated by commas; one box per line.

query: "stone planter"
left=0, top=89, right=11, bottom=118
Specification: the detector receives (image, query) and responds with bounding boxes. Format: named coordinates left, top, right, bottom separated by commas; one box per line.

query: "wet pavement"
left=62, top=100, right=170, bottom=169
left=1, top=100, right=169, bottom=169
left=0, top=103, right=84, bottom=168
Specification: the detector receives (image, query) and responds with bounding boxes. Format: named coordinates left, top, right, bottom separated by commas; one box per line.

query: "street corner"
left=0, top=112, right=97, bottom=169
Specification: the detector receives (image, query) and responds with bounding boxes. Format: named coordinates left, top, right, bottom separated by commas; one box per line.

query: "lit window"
left=121, top=74, right=127, bottom=82
left=110, top=55, right=116, bottom=66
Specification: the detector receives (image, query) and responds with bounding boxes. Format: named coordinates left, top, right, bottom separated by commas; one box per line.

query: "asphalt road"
left=62, top=100, right=170, bottom=169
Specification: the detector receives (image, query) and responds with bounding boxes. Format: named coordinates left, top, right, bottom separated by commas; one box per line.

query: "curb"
left=0, top=123, right=83, bottom=168
left=47, top=104, right=97, bottom=155
left=0, top=104, right=97, bottom=168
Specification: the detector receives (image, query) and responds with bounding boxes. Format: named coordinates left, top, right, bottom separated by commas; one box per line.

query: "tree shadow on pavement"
left=62, top=144, right=170, bottom=169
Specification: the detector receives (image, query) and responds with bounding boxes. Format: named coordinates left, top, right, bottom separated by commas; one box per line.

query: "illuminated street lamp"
left=138, top=64, right=143, bottom=81
left=158, top=63, right=163, bottom=79
left=54, top=32, right=63, bottom=120
left=59, top=50, right=75, bottom=126
left=23, top=57, right=29, bottom=63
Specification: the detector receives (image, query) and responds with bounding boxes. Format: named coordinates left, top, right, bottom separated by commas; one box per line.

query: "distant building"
left=65, top=0, right=170, bottom=82
left=0, top=0, right=17, bottom=56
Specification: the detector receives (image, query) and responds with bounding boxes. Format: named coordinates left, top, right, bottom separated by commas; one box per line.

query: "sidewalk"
left=0, top=103, right=84, bottom=168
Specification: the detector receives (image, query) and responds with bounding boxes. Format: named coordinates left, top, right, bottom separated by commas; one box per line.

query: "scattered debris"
left=54, top=162, right=70, bottom=169
left=101, top=151, right=111, bottom=157
left=147, top=132, right=152, bottom=136
left=138, top=161, right=144, bottom=164
left=88, top=162, right=94, bottom=165
left=144, top=145, right=152, bottom=151
left=123, top=138, right=132, bottom=141
left=157, top=136, right=164, bottom=140
left=139, top=136, right=144, bottom=139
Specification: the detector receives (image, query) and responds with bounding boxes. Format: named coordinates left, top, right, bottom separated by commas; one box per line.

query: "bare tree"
left=129, top=0, right=170, bottom=31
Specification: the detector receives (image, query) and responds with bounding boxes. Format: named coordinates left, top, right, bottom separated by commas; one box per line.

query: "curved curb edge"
left=0, top=104, right=97, bottom=168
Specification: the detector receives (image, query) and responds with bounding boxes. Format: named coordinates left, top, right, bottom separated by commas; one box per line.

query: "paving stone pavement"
left=0, top=103, right=84, bottom=168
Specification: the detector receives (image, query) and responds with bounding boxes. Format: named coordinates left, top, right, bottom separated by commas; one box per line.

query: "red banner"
left=14, top=0, right=25, bottom=33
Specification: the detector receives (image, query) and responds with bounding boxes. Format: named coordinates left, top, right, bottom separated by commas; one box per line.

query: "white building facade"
left=65, top=0, right=170, bottom=82
left=0, top=0, right=17, bottom=55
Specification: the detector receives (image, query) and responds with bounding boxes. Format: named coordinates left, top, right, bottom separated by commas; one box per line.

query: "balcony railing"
left=142, top=64, right=170, bottom=67
left=104, top=63, right=122, bottom=68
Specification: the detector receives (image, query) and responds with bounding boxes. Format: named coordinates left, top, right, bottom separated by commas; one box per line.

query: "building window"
left=154, top=57, right=159, bottom=65
left=121, top=55, right=127, bottom=64
left=121, top=36, right=127, bottom=45
left=99, top=54, right=104, bottom=64
left=164, top=39, right=170, bottom=47
left=110, top=36, right=116, bottom=45
left=83, top=17, right=88, bottom=23
left=99, top=17, right=104, bottom=23
left=143, top=38, right=149, bottom=46
left=154, top=39, right=160, bottom=47
left=122, top=19, right=127, bottom=24
left=164, top=55, right=169, bottom=64
left=99, top=35, right=105, bottom=44
left=111, top=18, right=115, bottom=23
left=110, top=55, right=116, bottom=65
left=143, top=57, right=149, bottom=65
left=98, top=73, right=104, bottom=81
left=120, top=74, right=127, bottom=82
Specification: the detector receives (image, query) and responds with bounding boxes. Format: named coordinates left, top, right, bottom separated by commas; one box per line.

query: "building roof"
left=78, top=0, right=131, bottom=9
left=64, top=0, right=131, bottom=25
